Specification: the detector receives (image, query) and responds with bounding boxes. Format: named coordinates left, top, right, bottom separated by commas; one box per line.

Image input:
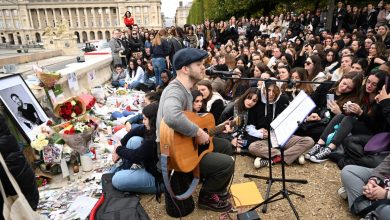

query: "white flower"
left=71, top=112, right=76, bottom=118
left=31, top=138, right=49, bottom=151
left=71, top=100, right=77, bottom=106
left=37, top=134, right=47, bottom=140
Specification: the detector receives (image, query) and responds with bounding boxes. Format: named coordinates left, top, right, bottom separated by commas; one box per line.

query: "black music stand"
left=243, top=89, right=316, bottom=219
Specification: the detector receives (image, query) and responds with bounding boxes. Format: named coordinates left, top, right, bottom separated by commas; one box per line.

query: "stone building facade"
left=174, top=1, right=191, bottom=27
left=0, top=0, right=163, bottom=45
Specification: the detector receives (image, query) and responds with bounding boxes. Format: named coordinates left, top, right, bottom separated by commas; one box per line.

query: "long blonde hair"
left=152, top=29, right=167, bottom=46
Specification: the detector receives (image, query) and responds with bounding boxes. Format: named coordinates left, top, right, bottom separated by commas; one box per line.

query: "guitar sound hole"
left=198, top=128, right=210, bottom=155
left=198, top=143, right=209, bottom=155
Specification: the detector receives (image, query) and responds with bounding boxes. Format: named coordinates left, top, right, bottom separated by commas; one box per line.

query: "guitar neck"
left=209, top=120, right=238, bottom=136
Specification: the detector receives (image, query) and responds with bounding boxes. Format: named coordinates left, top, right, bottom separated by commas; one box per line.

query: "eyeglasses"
left=305, top=61, right=313, bottom=65
left=132, top=33, right=137, bottom=35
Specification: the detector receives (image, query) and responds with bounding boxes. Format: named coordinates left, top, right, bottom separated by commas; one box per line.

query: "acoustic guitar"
left=160, top=111, right=241, bottom=173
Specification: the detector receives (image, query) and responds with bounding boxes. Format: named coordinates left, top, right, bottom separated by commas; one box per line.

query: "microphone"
left=287, top=79, right=295, bottom=89
left=205, top=68, right=237, bottom=76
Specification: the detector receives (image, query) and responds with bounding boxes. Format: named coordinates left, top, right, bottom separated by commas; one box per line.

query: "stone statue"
left=55, top=19, right=69, bottom=38
left=43, top=26, right=54, bottom=36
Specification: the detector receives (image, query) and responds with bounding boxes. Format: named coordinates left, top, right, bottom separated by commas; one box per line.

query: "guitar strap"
left=161, top=154, right=199, bottom=200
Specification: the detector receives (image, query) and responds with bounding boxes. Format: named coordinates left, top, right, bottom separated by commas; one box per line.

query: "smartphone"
left=327, top=94, right=335, bottom=102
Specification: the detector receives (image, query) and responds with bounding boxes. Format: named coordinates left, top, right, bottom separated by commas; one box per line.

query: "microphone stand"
left=219, top=75, right=332, bottom=219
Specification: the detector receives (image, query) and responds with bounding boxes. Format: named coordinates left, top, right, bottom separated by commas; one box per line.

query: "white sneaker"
left=254, top=157, right=270, bottom=169
left=338, top=187, right=347, bottom=200
left=298, top=155, right=305, bottom=165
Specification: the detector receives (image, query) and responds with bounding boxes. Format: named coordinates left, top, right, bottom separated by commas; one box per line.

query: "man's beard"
left=188, top=69, right=204, bottom=84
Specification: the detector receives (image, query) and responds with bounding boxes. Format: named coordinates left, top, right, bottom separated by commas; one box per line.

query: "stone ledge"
left=0, top=50, right=63, bottom=66
left=56, top=54, right=112, bottom=97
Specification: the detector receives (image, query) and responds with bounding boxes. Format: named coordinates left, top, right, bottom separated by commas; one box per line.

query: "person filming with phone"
left=304, top=71, right=388, bottom=163
left=296, top=72, right=363, bottom=147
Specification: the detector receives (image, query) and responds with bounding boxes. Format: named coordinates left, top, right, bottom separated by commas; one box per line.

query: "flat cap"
left=173, top=48, right=208, bottom=70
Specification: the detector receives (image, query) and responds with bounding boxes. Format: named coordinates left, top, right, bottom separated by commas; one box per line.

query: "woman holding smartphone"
left=319, top=71, right=388, bottom=167
left=305, top=72, right=381, bottom=163
left=296, top=72, right=363, bottom=141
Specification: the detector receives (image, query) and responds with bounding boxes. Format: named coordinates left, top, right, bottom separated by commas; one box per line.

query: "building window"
left=5, top=10, right=9, bottom=16
left=127, top=7, right=132, bottom=13
left=0, top=11, right=3, bottom=16
left=26, top=35, right=30, bottom=41
left=98, top=8, right=102, bottom=14
left=114, top=20, right=118, bottom=26
left=7, top=20, right=12, bottom=28
left=144, top=17, right=148, bottom=25
left=144, top=7, right=148, bottom=13
left=106, top=20, right=110, bottom=26
left=0, top=21, right=3, bottom=29
left=105, top=8, right=110, bottom=14
left=13, top=10, right=18, bottom=16
left=136, top=18, right=141, bottom=24
left=91, top=9, right=94, bottom=14
left=136, top=7, right=140, bottom=13
left=15, top=20, right=20, bottom=29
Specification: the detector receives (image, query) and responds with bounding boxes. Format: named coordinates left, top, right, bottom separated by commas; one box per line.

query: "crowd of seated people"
left=108, top=2, right=390, bottom=217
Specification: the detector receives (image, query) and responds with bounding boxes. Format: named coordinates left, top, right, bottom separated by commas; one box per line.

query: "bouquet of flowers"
left=57, top=115, right=98, bottom=154
left=79, top=94, right=96, bottom=111
left=33, top=65, right=61, bottom=88
left=54, top=96, right=86, bottom=120
left=31, top=121, right=58, bottom=151
left=31, top=121, right=65, bottom=166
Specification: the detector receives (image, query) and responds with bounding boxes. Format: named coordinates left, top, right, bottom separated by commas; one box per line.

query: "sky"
left=161, top=0, right=192, bottom=18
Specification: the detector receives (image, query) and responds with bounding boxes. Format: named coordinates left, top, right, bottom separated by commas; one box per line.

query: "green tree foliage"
left=187, top=0, right=371, bottom=24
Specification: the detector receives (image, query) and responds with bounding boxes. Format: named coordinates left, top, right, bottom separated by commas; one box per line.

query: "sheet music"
left=270, top=91, right=316, bottom=147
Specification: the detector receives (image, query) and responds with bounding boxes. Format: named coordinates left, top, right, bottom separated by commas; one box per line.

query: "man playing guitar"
left=156, top=48, right=234, bottom=212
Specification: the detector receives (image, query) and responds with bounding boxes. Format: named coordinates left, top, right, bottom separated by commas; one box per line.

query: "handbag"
left=0, top=153, right=47, bottom=220
left=364, top=132, right=390, bottom=154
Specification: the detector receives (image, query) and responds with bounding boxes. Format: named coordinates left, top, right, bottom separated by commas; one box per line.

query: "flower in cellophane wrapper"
left=54, top=96, right=86, bottom=120
left=79, top=94, right=96, bottom=111
left=34, top=65, right=61, bottom=89
left=30, top=121, right=58, bottom=151
left=58, top=116, right=98, bottom=154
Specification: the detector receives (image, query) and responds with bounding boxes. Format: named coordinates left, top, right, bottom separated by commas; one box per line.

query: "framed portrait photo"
left=0, top=74, right=49, bottom=142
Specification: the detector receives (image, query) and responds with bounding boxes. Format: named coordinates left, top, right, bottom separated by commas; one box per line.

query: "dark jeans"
left=199, top=137, right=234, bottom=192
left=319, top=114, right=372, bottom=147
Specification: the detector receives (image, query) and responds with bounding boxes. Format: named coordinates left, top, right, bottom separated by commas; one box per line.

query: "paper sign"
left=60, top=158, right=70, bottom=178
left=67, top=72, right=79, bottom=91
left=87, top=70, right=96, bottom=83
left=66, top=196, right=98, bottom=219
left=47, top=89, right=57, bottom=105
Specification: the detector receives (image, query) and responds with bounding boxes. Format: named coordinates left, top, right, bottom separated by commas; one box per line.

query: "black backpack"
left=94, top=173, right=150, bottom=220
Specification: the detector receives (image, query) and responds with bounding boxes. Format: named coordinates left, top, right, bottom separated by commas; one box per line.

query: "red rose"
left=65, top=109, right=72, bottom=115
left=74, top=106, right=82, bottom=115
left=65, top=102, right=72, bottom=109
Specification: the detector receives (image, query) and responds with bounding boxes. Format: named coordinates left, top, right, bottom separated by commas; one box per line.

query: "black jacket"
left=0, top=115, right=39, bottom=217
left=370, top=98, right=390, bottom=180
left=118, top=125, right=161, bottom=180
left=249, top=93, right=289, bottom=130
